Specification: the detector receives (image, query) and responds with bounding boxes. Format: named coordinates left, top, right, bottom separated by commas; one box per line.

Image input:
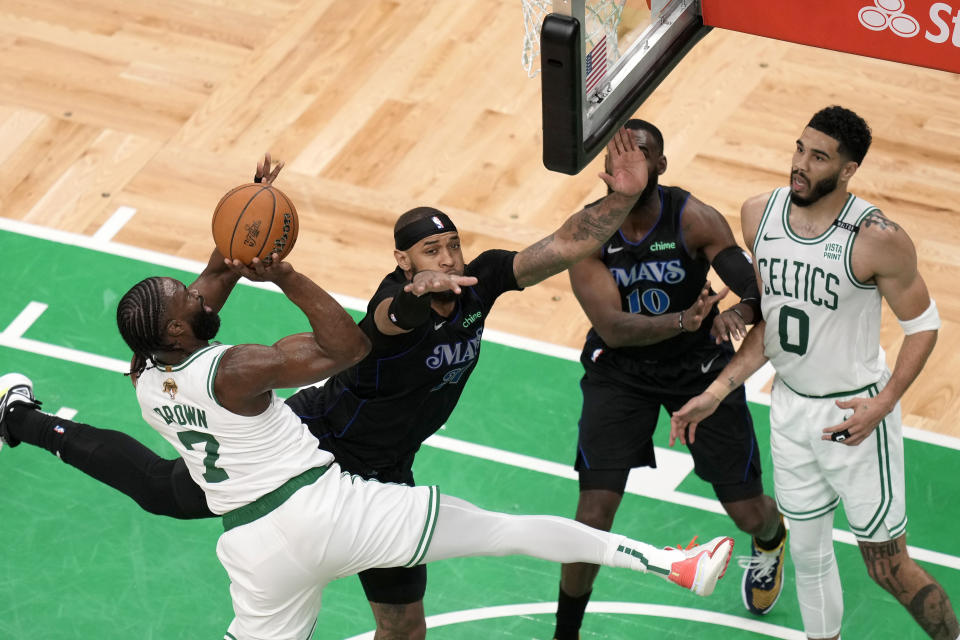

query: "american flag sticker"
left=585, top=35, right=607, bottom=93
left=431, top=216, right=444, bottom=229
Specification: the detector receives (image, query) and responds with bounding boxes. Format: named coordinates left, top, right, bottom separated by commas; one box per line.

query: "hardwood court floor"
left=2, top=2, right=958, bottom=437
left=1, top=1, right=958, bottom=434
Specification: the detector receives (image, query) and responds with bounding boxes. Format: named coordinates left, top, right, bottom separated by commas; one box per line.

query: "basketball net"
left=521, top=0, right=627, bottom=78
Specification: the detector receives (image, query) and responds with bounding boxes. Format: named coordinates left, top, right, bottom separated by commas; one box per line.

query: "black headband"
left=394, top=212, right=458, bottom=250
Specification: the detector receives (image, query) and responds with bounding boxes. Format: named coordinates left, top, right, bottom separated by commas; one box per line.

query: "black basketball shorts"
left=575, top=344, right=763, bottom=503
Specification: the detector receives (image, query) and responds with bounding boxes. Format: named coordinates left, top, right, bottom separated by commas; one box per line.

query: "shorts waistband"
left=780, top=379, right=879, bottom=399
left=222, top=466, right=328, bottom=531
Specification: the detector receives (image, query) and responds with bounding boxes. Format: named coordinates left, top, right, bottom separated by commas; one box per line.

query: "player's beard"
left=790, top=170, right=839, bottom=207
left=191, top=306, right=221, bottom=341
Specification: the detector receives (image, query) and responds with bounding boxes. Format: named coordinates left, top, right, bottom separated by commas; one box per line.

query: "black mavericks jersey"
left=582, top=185, right=716, bottom=363
left=293, top=249, right=521, bottom=480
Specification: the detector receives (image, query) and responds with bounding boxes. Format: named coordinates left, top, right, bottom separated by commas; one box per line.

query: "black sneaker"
left=0, top=373, right=39, bottom=449
left=738, top=523, right=787, bottom=615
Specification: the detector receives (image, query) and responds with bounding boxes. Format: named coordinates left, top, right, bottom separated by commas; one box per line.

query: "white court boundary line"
left=3, top=214, right=960, bottom=575
left=3, top=214, right=956, bottom=450
left=343, top=602, right=807, bottom=639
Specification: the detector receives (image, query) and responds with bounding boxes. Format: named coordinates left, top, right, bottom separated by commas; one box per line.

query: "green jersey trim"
left=849, top=387, right=895, bottom=538
left=206, top=348, right=227, bottom=407
left=753, top=190, right=781, bottom=255
left=780, top=379, right=879, bottom=399
left=162, top=343, right=221, bottom=372
left=778, top=495, right=841, bottom=521
left=222, top=466, right=329, bottom=531
left=783, top=193, right=854, bottom=245
left=843, top=206, right=879, bottom=290
left=405, top=486, right=440, bottom=567
left=886, top=514, right=909, bottom=540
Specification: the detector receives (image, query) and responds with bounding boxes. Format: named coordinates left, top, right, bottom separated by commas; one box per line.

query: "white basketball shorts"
left=769, top=375, right=907, bottom=542
left=217, top=463, right=439, bottom=640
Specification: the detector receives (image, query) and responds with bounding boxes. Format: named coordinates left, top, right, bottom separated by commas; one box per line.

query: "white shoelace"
left=736, top=548, right=780, bottom=585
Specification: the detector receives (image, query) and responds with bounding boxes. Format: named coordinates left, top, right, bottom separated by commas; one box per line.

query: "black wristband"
left=712, top=245, right=761, bottom=322
left=386, top=288, right=432, bottom=329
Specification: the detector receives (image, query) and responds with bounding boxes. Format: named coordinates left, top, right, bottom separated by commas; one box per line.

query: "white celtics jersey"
left=136, top=344, right=334, bottom=514
left=754, top=187, right=887, bottom=396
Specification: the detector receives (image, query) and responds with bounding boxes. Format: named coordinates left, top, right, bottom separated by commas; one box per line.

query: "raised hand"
left=255, top=152, right=284, bottom=185
left=598, top=127, right=649, bottom=196
left=224, top=253, right=294, bottom=283
left=681, top=284, right=729, bottom=333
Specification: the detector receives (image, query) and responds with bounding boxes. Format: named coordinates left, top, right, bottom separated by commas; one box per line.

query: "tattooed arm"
left=512, top=128, right=648, bottom=288
left=669, top=321, right=768, bottom=446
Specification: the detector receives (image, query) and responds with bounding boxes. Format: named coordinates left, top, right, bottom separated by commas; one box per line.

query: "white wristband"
left=898, top=299, right=940, bottom=335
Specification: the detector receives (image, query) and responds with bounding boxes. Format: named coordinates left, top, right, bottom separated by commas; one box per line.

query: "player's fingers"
left=612, top=128, right=627, bottom=155
left=598, top=172, right=615, bottom=188
left=834, top=398, right=856, bottom=409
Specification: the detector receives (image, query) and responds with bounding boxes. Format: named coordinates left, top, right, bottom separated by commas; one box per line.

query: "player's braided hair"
left=808, top=106, right=872, bottom=164
left=117, top=277, right=172, bottom=378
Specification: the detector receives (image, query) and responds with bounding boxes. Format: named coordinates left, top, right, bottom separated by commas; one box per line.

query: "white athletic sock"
left=422, top=494, right=677, bottom=575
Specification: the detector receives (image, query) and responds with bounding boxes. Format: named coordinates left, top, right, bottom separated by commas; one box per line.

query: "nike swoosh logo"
left=434, top=322, right=445, bottom=330
left=607, top=246, right=624, bottom=253
left=700, top=354, right=720, bottom=373
left=762, top=233, right=784, bottom=241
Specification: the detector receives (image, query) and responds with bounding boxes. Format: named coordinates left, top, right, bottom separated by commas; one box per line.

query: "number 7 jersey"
left=754, top=187, right=887, bottom=396
left=136, top=343, right=334, bottom=514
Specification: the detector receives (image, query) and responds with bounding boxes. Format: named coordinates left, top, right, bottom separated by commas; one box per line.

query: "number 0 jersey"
left=137, top=344, right=334, bottom=514
left=754, top=187, right=887, bottom=396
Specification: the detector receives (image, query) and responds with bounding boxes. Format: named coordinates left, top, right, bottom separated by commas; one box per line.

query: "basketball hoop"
left=521, top=0, right=627, bottom=77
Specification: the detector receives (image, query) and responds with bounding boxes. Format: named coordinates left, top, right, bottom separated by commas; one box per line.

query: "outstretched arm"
left=215, top=256, right=371, bottom=415
left=512, top=128, right=648, bottom=288
left=670, top=321, right=768, bottom=446
left=372, top=270, right=479, bottom=336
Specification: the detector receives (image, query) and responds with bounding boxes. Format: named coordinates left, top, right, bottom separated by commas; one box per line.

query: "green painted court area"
left=1, top=227, right=958, bottom=639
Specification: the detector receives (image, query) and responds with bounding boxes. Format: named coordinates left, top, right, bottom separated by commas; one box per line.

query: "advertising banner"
left=701, top=0, right=960, bottom=74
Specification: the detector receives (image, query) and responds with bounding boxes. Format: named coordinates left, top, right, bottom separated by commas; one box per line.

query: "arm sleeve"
left=711, top=245, right=761, bottom=317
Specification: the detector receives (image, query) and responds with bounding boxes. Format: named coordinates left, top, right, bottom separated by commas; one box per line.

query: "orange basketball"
left=211, top=183, right=299, bottom=264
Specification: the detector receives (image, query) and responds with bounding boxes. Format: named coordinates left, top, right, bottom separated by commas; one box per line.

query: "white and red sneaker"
left=666, top=536, right=734, bottom=597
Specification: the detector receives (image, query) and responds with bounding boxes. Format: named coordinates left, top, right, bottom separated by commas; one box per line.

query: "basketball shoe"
left=738, top=518, right=787, bottom=614
left=0, top=373, right=39, bottom=450
left=666, top=536, right=734, bottom=597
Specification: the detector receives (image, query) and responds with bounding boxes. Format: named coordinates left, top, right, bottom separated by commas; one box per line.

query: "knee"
left=372, top=603, right=426, bottom=640
left=575, top=493, right=621, bottom=531
left=723, top=498, right=775, bottom=537
left=728, top=509, right=766, bottom=537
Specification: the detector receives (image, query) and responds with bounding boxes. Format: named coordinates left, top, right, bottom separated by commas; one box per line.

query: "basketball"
left=211, top=183, right=299, bottom=264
